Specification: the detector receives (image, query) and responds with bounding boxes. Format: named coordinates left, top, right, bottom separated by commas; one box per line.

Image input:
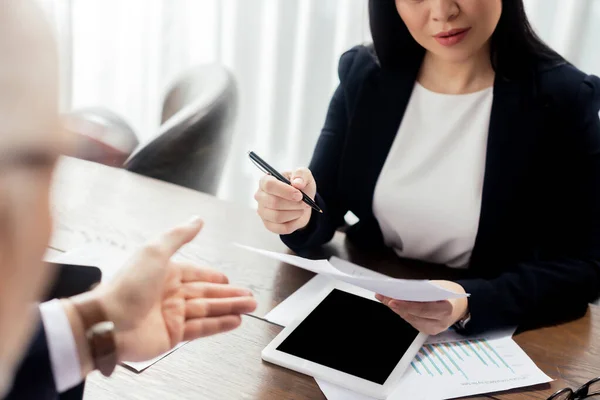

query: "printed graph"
left=409, top=339, right=515, bottom=381
left=391, top=336, right=552, bottom=400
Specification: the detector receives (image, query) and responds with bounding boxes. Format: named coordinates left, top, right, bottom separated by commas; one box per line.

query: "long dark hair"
left=369, top=0, right=565, bottom=79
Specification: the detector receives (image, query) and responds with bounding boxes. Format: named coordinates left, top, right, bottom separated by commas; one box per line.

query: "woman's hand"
left=376, top=281, right=469, bottom=336
left=254, top=167, right=317, bottom=235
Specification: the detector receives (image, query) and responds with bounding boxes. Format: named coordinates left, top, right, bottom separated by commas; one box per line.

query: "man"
left=0, top=1, right=257, bottom=398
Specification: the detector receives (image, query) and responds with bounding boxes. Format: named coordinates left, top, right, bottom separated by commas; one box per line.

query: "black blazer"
left=5, top=324, right=84, bottom=400
left=282, top=45, right=600, bottom=334
left=4, top=263, right=97, bottom=400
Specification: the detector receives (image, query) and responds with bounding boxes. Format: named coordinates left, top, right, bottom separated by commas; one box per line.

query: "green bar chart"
left=393, top=336, right=552, bottom=399
left=409, top=339, right=515, bottom=382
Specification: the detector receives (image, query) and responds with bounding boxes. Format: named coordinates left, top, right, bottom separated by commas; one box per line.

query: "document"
left=315, top=334, right=551, bottom=400
left=45, top=243, right=132, bottom=282
left=46, top=244, right=188, bottom=372
left=386, top=334, right=551, bottom=400
left=236, top=244, right=469, bottom=302
left=124, top=342, right=188, bottom=372
left=265, top=257, right=387, bottom=326
left=265, top=257, right=552, bottom=400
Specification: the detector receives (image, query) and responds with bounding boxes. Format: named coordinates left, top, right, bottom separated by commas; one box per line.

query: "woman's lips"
left=434, top=27, right=471, bottom=47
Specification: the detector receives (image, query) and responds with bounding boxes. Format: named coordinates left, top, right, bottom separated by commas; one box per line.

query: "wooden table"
left=50, top=157, right=600, bottom=400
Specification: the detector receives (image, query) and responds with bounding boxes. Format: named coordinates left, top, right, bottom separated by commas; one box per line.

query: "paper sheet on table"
left=266, top=257, right=550, bottom=400
left=317, top=334, right=552, bottom=400
left=264, top=256, right=386, bottom=326
left=45, top=244, right=188, bottom=372
left=123, top=342, right=188, bottom=372
left=45, top=243, right=132, bottom=282
left=236, top=244, right=468, bottom=302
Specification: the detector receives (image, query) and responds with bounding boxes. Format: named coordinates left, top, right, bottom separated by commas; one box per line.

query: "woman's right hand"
left=254, top=167, right=317, bottom=235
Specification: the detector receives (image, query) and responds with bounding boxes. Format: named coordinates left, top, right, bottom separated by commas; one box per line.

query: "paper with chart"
left=386, top=334, right=551, bottom=400
left=236, top=245, right=469, bottom=302
left=46, top=244, right=189, bottom=372
left=264, top=257, right=551, bottom=400
left=316, top=334, right=551, bottom=400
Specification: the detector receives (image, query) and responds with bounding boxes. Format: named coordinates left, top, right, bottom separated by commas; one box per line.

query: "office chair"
left=63, top=107, right=139, bottom=167
left=124, top=64, right=237, bottom=195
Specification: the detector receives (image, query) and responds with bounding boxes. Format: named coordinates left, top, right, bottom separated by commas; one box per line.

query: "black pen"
left=248, top=151, right=323, bottom=214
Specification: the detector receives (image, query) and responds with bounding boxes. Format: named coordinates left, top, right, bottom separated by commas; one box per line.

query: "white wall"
left=38, top=0, right=600, bottom=206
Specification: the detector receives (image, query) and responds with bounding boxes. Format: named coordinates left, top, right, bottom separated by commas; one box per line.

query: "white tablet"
left=262, top=284, right=428, bottom=399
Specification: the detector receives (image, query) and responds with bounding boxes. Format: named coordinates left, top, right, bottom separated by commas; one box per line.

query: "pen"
left=248, top=151, right=323, bottom=214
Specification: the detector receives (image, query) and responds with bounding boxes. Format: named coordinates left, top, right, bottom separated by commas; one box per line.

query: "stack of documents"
left=239, top=246, right=552, bottom=400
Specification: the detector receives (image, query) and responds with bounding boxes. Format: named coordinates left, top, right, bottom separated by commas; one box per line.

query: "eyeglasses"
left=547, top=377, right=600, bottom=400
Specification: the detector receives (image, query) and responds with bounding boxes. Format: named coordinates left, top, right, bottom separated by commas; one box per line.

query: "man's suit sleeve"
left=4, top=302, right=86, bottom=400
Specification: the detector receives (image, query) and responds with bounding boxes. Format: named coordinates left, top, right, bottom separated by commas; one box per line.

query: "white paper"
left=45, top=243, right=132, bottom=282
left=46, top=244, right=188, bottom=372
left=386, top=335, right=551, bottom=400
left=264, top=258, right=550, bottom=400
left=44, top=247, right=65, bottom=260
left=329, top=256, right=389, bottom=279
left=123, top=342, right=188, bottom=372
left=265, top=257, right=386, bottom=326
left=317, top=380, right=374, bottom=400
left=316, top=335, right=551, bottom=400
left=236, top=245, right=468, bottom=302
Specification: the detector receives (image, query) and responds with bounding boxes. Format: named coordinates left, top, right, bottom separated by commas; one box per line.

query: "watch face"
left=459, top=313, right=471, bottom=328
left=91, top=321, right=115, bottom=335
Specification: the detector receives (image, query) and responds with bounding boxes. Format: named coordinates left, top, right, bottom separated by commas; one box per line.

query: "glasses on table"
left=547, top=377, right=600, bottom=399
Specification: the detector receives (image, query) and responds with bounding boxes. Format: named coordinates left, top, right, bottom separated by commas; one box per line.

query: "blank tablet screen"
left=276, top=289, right=419, bottom=385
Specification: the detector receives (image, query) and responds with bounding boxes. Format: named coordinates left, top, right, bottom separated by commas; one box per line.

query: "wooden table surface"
left=50, top=157, right=600, bottom=400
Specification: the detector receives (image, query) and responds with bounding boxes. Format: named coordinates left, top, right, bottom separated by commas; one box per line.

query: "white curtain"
left=38, top=0, right=600, bottom=207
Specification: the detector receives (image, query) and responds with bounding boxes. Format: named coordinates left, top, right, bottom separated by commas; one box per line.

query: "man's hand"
left=90, top=217, right=257, bottom=362
left=376, top=281, right=468, bottom=336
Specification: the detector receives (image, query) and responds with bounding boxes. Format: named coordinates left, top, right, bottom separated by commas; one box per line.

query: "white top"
left=372, top=82, right=494, bottom=268
left=39, top=299, right=83, bottom=393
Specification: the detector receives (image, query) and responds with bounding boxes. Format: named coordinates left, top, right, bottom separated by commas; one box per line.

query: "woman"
left=254, top=0, right=600, bottom=336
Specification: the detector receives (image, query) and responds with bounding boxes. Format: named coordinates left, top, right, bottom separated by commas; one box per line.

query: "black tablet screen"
left=276, top=289, right=420, bottom=385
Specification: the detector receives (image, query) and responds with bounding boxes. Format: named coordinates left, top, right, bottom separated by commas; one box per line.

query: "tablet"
left=262, top=285, right=427, bottom=399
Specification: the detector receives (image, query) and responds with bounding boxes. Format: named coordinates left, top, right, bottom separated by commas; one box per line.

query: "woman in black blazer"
left=254, top=0, right=600, bottom=335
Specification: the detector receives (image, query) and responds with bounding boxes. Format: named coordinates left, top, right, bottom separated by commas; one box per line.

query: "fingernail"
left=188, top=215, right=203, bottom=225
left=293, top=177, right=304, bottom=185
left=293, top=192, right=303, bottom=201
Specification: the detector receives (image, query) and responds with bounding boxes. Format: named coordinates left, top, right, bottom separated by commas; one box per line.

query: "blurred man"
left=0, top=1, right=256, bottom=398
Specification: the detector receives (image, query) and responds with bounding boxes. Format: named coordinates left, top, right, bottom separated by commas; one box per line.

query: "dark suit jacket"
left=4, top=262, right=99, bottom=400
left=5, top=324, right=84, bottom=400
left=282, top=45, right=600, bottom=334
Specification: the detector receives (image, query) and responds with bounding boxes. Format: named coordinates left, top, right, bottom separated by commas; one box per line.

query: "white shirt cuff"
left=39, top=299, right=83, bottom=393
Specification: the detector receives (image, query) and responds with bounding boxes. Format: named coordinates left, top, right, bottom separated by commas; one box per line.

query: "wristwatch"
left=71, top=296, right=118, bottom=377
left=454, top=312, right=472, bottom=332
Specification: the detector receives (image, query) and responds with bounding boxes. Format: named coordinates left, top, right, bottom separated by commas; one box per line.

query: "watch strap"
left=71, top=295, right=117, bottom=377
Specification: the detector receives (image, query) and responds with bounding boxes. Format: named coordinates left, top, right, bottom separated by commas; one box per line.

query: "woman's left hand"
left=375, top=280, right=469, bottom=336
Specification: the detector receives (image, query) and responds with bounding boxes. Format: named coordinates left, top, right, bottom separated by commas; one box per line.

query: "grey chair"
left=63, top=107, right=139, bottom=167
left=124, top=64, right=237, bottom=195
